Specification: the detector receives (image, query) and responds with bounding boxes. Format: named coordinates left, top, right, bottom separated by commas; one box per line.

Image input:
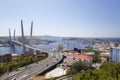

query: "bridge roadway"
left=0, top=40, right=63, bottom=80
left=11, top=40, right=48, bottom=53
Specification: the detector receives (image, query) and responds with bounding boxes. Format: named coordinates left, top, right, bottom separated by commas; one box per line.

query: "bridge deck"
left=12, top=40, right=47, bottom=53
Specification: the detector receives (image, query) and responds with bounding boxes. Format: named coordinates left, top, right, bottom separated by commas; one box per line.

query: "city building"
left=66, top=53, right=93, bottom=66
left=110, top=47, right=120, bottom=62
left=34, top=53, right=46, bottom=60
left=11, top=53, right=20, bottom=60
left=28, top=53, right=46, bottom=60
left=0, top=54, right=12, bottom=62
left=100, top=52, right=110, bottom=57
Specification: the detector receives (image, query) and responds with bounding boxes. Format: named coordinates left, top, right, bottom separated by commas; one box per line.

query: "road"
left=0, top=40, right=63, bottom=80
left=0, top=52, right=63, bottom=80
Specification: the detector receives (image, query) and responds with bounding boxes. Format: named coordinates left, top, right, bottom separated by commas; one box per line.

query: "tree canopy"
left=73, top=62, right=120, bottom=80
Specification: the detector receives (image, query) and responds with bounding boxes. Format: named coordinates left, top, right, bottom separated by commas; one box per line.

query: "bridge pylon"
left=9, top=29, right=15, bottom=53
left=13, top=29, right=16, bottom=40
left=30, top=21, right=33, bottom=46
left=21, top=20, right=26, bottom=54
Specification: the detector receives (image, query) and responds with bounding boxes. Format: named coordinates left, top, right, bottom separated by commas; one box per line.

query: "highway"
left=0, top=52, right=63, bottom=80
left=0, top=40, right=63, bottom=80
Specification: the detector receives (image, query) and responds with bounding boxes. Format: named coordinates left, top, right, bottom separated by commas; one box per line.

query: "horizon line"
left=0, top=35, right=120, bottom=38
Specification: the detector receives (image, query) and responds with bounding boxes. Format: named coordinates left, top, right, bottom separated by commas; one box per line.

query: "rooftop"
left=111, top=47, right=120, bottom=49
left=67, top=53, right=92, bottom=59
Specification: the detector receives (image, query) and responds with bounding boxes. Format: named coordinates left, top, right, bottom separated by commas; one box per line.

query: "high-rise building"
left=110, top=47, right=120, bottom=62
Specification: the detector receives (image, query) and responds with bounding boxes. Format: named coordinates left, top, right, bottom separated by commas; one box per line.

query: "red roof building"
left=67, top=53, right=92, bottom=59
left=28, top=53, right=46, bottom=60
left=66, top=53, right=93, bottom=66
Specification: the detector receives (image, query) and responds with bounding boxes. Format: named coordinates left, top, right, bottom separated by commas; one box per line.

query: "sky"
left=0, top=0, right=120, bottom=37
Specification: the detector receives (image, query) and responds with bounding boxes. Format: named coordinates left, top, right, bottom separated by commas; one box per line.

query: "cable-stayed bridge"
left=0, top=20, right=64, bottom=80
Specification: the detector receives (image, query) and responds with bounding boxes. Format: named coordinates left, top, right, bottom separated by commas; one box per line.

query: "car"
left=36, top=62, right=38, bottom=64
left=46, top=64, right=49, bottom=66
left=16, top=69, right=19, bottom=71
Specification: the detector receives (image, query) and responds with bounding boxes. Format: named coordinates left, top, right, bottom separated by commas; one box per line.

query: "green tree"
left=72, top=62, right=120, bottom=80
left=67, top=60, right=89, bottom=74
left=93, top=51, right=101, bottom=63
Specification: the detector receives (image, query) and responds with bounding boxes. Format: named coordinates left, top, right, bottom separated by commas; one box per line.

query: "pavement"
left=45, top=67, right=66, bottom=79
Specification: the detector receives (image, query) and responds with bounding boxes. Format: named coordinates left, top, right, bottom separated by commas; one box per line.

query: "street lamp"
left=63, top=68, right=65, bottom=76
left=7, top=72, right=9, bottom=79
left=68, top=65, right=73, bottom=80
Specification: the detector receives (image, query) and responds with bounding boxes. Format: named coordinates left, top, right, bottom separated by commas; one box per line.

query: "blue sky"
left=0, top=0, right=120, bottom=37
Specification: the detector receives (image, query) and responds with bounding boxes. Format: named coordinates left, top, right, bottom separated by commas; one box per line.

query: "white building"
left=110, top=47, right=120, bottom=62
left=100, top=53, right=110, bottom=57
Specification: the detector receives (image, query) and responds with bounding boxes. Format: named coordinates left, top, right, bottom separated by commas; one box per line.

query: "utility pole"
left=21, top=20, right=25, bottom=54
